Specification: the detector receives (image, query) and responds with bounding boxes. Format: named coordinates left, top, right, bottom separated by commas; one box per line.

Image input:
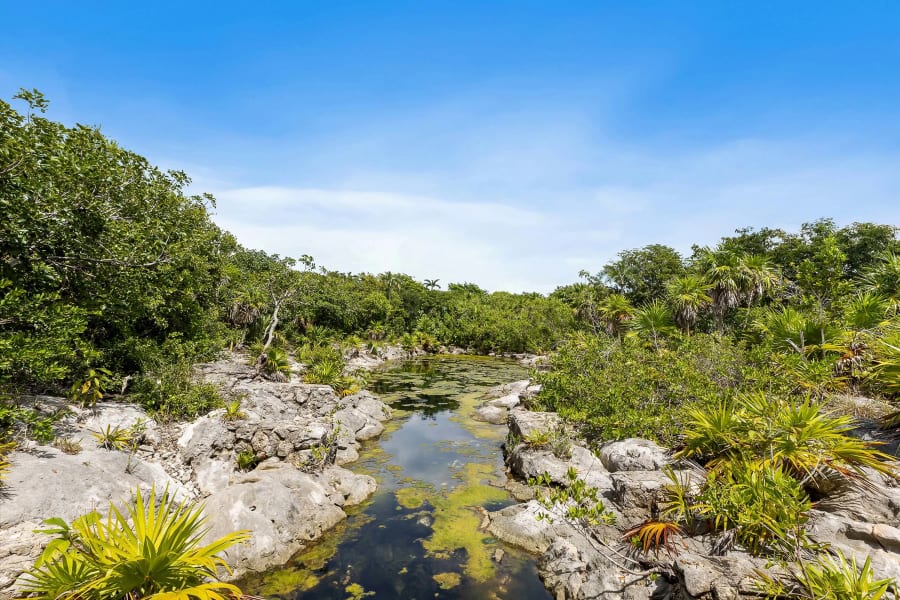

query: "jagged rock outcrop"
left=0, top=354, right=391, bottom=598
left=493, top=406, right=900, bottom=600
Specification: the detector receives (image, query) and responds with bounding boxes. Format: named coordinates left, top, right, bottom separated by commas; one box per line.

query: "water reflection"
left=241, top=357, right=550, bottom=600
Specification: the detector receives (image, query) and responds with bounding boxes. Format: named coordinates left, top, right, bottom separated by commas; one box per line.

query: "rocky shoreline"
left=477, top=392, right=900, bottom=599
left=0, top=354, right=393, bottom=599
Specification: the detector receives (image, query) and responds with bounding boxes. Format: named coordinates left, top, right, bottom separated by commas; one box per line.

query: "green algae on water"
left=433, top=571, right=462, bottom=589
left=422, top=462, right=509, bottom=582
left=395, top=485, right=430, bottom=509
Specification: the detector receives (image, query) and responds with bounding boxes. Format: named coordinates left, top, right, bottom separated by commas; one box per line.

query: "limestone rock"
left=598, top=438, right=668, bottom=472
left=488, top=500, right=571, bottom=554
left=539, top=537, right=667, bottom=600
left=473, top=404, right=508, bottom=424
left=201, top=464, right=347, bottom=578
left=488, top=393, right=521, bottom=409
left=508, top=408, right=560, bottom=440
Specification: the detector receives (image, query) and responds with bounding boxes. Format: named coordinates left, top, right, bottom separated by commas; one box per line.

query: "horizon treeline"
left=2, top=89, right=899, bottom=404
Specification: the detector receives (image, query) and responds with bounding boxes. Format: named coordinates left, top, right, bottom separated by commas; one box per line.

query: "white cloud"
left=201, top=100, right=900, bottom=294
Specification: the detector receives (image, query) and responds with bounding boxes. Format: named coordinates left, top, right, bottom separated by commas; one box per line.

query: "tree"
left=795, top=235, right=850, bottom=315
left=600, top=245, right=685, bottom=305
left=666, top=274, right=712, bottom=335
left=629, top=300, right=676, bottom=349
left=835, top=222, right=899, bottom=279
left=1, top=89, right=232, bottom=386
left=861, top=252, right=900, bottom=314
left=694, top=248, right=747, bottom=334
left=424, top=278, right=441, bottom=291
left=596, top=293, right=634, bottom=339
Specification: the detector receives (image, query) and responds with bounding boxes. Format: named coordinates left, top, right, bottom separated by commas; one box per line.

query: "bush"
left=678, top=392, right=896, bottom=486
left=20, top=486, right=248, bottom=600
left=132, top=358, right=223, bottom=421
left=535, top=333, right=775, bottom=445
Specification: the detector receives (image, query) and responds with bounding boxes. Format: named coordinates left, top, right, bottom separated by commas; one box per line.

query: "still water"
left=241, top=356, right=552, bottom=599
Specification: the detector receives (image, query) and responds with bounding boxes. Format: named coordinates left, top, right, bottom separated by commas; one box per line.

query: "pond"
left=240, top=356, right=552, bottom=599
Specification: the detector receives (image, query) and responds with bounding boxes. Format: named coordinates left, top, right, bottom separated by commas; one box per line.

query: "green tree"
left=694, top=248, right=747, bottom=333
left=600, top=244, right=685, bottom=305
left=861, top=252, right=900, bottom=313
left=1, top=89, right=231, bottom=387
left=665, top=274, right=712, bottom=335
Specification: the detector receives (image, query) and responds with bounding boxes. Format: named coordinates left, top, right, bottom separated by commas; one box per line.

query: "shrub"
left=261, top=346, right=291, bottom=381
left=0, top=402, right=57, bottom=444
left=68, top=368, right=113, bottom=408
left=530, top=467, right=616, bottom=527
left=91, top=425, right=134, bottom=452
left=535, top=333, right=771, bottom=445
left=757, top=550, right=895, bottom=599
left=236, top=449, right=259, bottom=471
left=20, top=486, right=248, bottom=600
left=693, top=460, right=811, bottom=556
left=52, top=437, right=82, bottom=455
left=133, top=358, right=224, bottom=422
left=222, top=399, right=246, bottom=421
left=678, top=392, right=896, bottom=486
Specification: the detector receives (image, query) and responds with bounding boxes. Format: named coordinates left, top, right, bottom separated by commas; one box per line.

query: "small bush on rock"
left=20, top=486, right=248, bottom=600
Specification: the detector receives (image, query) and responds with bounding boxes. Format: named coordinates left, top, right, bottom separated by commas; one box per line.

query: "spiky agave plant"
left=20, top=485, right=249, bottom=600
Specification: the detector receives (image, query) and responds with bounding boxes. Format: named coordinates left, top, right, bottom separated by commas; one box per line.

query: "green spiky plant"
left=262, top=347, right=291, bottom=381
left=222, top=399, right=246, bottom=422
left=756, top=550, right=895, bottom=600
left=91, top=425, right=135, bottom=452
left=19, top=485, right=249, bottom=600
left=236, top=449, right=259, bottom=472
left=678, top=392, right=896, bottom=487
left=302, top=356, right=344, bottom=387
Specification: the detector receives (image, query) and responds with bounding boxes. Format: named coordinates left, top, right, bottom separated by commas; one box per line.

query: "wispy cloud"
left=202, top=97, right=900, bottom=294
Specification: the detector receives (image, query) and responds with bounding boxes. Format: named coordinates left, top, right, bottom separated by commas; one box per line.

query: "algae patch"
left=395, top=485, right=431, bottom=509
left=421, top=462, right=509, bottom=582
left=433, top=572, right=462, bottom=589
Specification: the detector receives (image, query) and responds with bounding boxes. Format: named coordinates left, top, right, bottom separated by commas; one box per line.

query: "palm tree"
left=695, top=247, right=747, bottom=334
left=741, top=254, right=782, bottom=306
left=596, top=293, right=634, bottom=339
left=666, top=274, right=712, bottom=335
left=629, top=300, right=677, bottom=349
left=844, top=290, right=890, bottom=332
left=380, top=272, right=401, bottom=300
left=861, top=252, right=900, bottom=314
left=424, top=278, right=441, bottom=291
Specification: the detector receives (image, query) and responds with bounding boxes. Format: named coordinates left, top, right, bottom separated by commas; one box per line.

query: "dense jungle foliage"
left=3, top=90, right=900, bottom=600
left=2, top=89, right=900, bottom=437
left=0, top=91, right=573, bottom=429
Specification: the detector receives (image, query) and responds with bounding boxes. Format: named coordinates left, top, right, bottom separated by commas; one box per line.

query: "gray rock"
left=674, top=553, right=773, bottom=599
left=177, top=416, right=234, bottom=464
left=508, top=409, right=560, bottom=440
left=201, top=464, right=347, bottom=578
left=318, top=467, right=377, bottom=505
left=488, top=393, right=521, bottom=409
left=487, top=380, right=531, bottom=399
left=473, top=404, right=508, bottom=425
left=508, top=444, right=613, bottom=493
left=598, top=438, right=668, bottom=472
left=332, top=407, right=368, bottom=437
left=0, top=446, right=188, bottom=599
left=806, top=510, right=900, bottom=583
left=488, top=500, right=572, bottom=554
left=609, top=470, right=698, bottom=519
left=539, top=537, right=665, bottom=600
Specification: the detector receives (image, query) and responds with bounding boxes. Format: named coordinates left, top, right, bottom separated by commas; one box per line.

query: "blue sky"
left=2, top=1, right=899, bottom=292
